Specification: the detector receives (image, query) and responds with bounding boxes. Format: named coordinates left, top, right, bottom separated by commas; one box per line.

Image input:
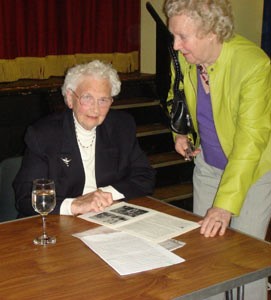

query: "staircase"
left=0, top=72, right=194, bottom=212
left=114, top=73, right=194, bottom=211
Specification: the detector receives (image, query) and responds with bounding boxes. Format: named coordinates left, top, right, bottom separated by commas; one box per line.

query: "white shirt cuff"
left=60, top=198, right=75, bottom=215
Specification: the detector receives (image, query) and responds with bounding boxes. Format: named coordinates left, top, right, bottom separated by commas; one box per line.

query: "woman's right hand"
left=71, top=189, right=113, bottom=216
left=175, top=134, right=200, bottom=160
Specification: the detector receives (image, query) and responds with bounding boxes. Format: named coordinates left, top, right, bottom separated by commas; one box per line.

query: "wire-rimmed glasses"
left=69, top=89, right=113, bottom=108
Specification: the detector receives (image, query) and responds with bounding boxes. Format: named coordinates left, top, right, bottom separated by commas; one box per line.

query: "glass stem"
left=41, top=215, right=47, bottom=238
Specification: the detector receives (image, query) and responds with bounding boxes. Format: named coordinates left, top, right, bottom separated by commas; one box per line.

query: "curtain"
left=261, top=0, right=271, bottom=56
left=0, top=0, right=140, bottom=81
left=0, top=0, right=139, bottom=58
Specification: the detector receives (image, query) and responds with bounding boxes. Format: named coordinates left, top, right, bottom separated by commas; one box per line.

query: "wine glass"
left=32, top=178, right=56, bottom=245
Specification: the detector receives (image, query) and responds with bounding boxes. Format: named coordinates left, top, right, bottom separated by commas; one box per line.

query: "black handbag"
left=167, top=45, right=194, bottom=135
left=146, top=1, right=195, bottom=137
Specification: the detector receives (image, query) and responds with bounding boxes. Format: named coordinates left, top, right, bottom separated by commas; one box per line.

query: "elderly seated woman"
left=14, top=60, right=156, bottom=217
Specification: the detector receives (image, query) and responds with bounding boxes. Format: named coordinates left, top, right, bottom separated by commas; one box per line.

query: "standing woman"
left=164, top=0, right=271, bottom=299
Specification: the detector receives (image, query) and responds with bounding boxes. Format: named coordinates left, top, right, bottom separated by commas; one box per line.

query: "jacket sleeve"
left=13, top=126, right=52, bottom=217
left=111, top=137, right=156, bottom=200
left=96, top=111, right=156, bottom=200
left=213, top=53, right=271, bottom=215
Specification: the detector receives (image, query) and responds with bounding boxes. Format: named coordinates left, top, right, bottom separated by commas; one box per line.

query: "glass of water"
left=32, top=178, right=56, bottom=245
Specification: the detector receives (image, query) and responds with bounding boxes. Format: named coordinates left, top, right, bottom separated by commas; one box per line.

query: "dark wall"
left=0, top=84, right=65, bottom=161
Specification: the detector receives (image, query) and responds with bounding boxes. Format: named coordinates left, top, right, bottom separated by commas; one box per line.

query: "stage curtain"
left=0, top=0, right=140, bottom=82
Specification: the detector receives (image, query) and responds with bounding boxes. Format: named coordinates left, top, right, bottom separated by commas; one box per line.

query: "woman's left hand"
left=199, top=207, right=232, bottom=237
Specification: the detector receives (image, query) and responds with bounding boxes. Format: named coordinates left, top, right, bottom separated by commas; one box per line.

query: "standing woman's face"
left=169, top=14, right=221, bottom=66
left=66, top=75, right=113, bottom=131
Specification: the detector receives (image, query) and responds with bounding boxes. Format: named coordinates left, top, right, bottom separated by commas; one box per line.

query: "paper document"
left=78, top=202, right=200, bottom=243
left=73, top=227, right=186, bottom=251
left=75, top=230, right=184, bottom=275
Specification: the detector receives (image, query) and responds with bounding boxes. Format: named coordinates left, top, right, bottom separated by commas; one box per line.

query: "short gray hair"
left=62, top=60, right=121, bottom=103
left=164, top=0, right=234, bottom=42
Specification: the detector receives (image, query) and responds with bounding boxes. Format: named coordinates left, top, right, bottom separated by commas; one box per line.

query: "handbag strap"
left=168, top=44, right=183, bottom=94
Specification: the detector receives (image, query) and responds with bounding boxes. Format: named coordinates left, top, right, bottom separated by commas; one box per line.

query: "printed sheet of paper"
left=73, top=227, right=186, bottom=251
left=78, top=202, right=200, bottom=243
left=75, top=231, right=185, bottom=276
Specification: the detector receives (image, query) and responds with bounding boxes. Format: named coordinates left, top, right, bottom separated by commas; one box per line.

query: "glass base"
left=33, top=235, right=56, bottom=245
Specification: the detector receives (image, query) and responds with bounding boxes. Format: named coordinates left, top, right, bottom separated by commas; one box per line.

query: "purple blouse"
left=196, top=70, right=228, bottom=170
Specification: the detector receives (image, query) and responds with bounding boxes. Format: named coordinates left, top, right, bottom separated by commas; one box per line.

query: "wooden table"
left=0, top=197, right=271, bottom=300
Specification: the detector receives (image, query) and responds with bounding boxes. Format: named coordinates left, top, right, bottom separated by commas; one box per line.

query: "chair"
left=0, top=156, right=22, bottom=222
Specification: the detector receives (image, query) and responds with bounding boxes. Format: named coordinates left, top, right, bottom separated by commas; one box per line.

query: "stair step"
left=136, top=123, right=170, bottom=137
left=0, top=72, right=155, bottom=93
left=112, top=98, right=160, bottom=109
left=119, top=72, right=156, bottom=82
left=152, top=182, right=193, bottom=202
left=148, top=151, right=187, bottom=168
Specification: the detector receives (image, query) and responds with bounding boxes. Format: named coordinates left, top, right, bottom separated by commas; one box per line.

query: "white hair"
left=61, top=60, right=121, bottom=103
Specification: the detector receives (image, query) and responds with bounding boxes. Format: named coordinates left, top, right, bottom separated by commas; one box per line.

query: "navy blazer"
left=14, top=109, right=156, bottom=217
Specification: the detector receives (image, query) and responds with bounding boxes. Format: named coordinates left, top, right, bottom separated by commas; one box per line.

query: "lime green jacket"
left=167, top=34, right=271, bottom=215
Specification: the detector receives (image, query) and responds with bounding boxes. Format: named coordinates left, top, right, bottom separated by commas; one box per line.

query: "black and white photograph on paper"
left=90, top=212, right=128, bottom=225
left=110, top=205, right=148, bottom=218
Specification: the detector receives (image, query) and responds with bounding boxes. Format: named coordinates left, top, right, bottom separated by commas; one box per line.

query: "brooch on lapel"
left=60, top=156, right=72, bottom=167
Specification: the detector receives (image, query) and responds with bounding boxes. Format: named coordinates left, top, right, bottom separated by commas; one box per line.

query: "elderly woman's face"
left=169, top=14, right=220, bottom=66
left=66, top=76, right=112, bottom=130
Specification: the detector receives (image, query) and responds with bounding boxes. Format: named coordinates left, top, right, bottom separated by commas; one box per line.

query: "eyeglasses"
left=69, top=89, right=113, bottom=108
